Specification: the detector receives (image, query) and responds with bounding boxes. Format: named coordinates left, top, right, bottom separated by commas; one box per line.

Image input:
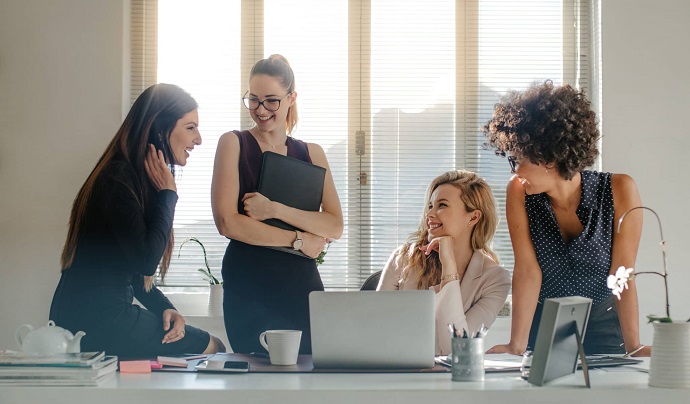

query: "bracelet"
left=623, top=344, right=645, bottom=358
left=441, top=273, right=459, bottom=282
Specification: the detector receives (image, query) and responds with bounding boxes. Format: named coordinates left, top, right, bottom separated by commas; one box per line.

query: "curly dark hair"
left=482, top=80, right=600, bottom=180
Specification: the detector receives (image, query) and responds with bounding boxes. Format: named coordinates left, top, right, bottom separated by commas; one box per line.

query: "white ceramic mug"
left=258, top=330, right=302, bottom=366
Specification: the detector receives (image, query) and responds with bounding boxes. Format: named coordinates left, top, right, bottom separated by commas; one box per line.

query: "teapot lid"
left=38, top=320, right=69, bottom=334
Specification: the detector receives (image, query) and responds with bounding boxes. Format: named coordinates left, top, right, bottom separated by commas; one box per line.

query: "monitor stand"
left=571, top=321, right=591, bottom=388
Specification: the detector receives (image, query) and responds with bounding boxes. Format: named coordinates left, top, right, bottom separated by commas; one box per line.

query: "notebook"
left=257, top=151, right=326, bottom=257
left=309, top=290, right=436, bottom=369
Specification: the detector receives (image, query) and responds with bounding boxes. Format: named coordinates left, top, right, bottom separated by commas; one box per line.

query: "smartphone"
left=195, top=360, right=249, bottom=373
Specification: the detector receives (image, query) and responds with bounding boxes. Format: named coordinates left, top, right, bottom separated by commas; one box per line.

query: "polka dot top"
left=525, top=171, right=614, bottom=305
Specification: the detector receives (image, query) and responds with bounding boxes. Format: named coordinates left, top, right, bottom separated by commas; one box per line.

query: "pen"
left=250, top=352, right=269, bottom=359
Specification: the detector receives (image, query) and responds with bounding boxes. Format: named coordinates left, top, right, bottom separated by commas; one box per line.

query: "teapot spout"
left=66, top=331, right=86, bottom=353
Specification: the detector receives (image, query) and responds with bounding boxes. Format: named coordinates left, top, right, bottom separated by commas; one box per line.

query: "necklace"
left=255, top=134, right=287, bottom=150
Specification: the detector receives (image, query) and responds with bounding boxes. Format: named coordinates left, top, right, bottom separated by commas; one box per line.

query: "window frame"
left=130, top=0, right=601, bottom=290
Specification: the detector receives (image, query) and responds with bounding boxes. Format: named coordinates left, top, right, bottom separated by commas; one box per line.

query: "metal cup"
left=451, top=337, right=485, bottom=382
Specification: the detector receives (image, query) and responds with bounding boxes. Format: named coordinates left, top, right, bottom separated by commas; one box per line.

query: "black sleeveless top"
left=525, top=171, right=614, bottom=305
left=222, top=130, right=323, bottom=355
left=233, top=130, right=312, bottom=214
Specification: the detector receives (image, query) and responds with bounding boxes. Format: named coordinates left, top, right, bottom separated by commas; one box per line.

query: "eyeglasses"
left=242, top=92, right=292, bottom=112
left=507, top=156, right=519, bottom=173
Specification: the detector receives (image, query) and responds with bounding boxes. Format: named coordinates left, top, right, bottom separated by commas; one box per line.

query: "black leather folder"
left=257, top=151, right=326, bottom=257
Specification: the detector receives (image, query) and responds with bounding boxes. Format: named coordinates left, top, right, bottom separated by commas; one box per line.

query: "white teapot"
left=15, top=320, right=86, bottom=354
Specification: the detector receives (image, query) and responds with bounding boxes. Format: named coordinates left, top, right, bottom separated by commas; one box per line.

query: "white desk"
left=1, top=359, right=686, bottom=404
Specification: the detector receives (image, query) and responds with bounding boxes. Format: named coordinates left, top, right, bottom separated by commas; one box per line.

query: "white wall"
left=602, top=0, right=690, bottom=343
left=0, top=0, right=126, bottom=348
left=1, top=0, right=689, bottom=351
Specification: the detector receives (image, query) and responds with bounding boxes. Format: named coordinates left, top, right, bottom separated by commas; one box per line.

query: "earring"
left=546, top=168, right=549, bottom=173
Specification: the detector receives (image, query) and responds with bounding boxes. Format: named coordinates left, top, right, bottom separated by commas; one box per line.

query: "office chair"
left=360, top=270, right=382, bottom=291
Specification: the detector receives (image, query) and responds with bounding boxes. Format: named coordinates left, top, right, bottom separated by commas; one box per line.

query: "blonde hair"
left=250, top=54, right=299, bottom=134
left=402, top=170, right=499, bottom=289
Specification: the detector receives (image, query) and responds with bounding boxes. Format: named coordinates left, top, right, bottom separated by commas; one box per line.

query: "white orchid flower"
left=607, top=266, right=634, bottom=300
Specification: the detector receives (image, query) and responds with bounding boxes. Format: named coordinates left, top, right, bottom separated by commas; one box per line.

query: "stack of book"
left=0, top=351, right=117, bottom=386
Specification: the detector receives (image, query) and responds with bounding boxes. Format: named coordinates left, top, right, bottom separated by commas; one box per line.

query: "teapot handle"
left=15, top=324, right=35, bottom=350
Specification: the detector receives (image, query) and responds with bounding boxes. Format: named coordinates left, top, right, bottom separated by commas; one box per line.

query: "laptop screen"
left=309, top=290, right=436, bottom=369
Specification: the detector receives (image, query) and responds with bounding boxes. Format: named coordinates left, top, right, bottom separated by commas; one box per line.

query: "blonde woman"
left=377, top=170, right=511, bottom=355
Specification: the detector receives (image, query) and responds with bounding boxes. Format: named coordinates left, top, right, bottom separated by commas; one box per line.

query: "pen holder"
left=451, top=337, right=484, bottom=382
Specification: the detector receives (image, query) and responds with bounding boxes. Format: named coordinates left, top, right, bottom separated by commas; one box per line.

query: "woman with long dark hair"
left=50, top=83, right=225, bottom=358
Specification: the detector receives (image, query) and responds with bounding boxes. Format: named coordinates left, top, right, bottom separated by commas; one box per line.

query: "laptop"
left=309, top=290, right=436, bottom=369
left=257, top=151, right=326, bottom=256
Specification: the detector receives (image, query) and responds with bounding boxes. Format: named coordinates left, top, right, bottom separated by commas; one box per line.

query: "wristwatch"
left=292, top=230, right=303, bottom=251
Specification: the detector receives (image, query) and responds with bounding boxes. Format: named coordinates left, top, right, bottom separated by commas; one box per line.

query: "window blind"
left=155, top=0, right=242, bottom=286
left=131, top=0, right=598, bottom=288
left=130, top=0, right=157, bottom=104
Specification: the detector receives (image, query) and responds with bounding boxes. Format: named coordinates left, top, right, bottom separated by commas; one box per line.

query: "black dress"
left=222, top=130, right=324, bottom=354
left=49, top=160, right=210, bottom=359
left=525, top=171, right=624, bottom=354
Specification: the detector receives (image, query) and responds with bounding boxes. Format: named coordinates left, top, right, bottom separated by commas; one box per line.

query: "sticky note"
left=150, top=361, right=163, bottom=369
left=119, top=360, right=152, bottom=373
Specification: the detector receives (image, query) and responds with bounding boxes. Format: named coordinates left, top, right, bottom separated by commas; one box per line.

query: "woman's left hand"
left=420, top=236, right=456, bottom=266
left=145, top=144, right=176, bottom=192
left=242, top=192, right=276, bottom=221
left=161, top=309, right=186, bottom=344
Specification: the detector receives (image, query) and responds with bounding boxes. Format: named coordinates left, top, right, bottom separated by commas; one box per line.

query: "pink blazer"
left=377, top=245, right=511, bottom=355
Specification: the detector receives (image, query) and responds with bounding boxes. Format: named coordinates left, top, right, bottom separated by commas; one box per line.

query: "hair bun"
left=268, top=54, right=290, bottom=66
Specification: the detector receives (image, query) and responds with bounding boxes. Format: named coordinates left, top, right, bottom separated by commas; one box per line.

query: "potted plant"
left=609, top=206, right=690, bottom=388
left=178, top=237, right=223, bottom=317
left=315, top=241, right=331, bottom=266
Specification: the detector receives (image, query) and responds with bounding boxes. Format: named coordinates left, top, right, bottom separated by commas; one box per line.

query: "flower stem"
left=617, top=206, right=670, bottom=319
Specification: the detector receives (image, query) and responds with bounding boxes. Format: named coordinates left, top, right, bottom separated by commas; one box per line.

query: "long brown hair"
left=60, top=83, right=197, bottom=291
left=402, top=170, right=499, bottom=289
left=250, top=54, right=299, bottom=134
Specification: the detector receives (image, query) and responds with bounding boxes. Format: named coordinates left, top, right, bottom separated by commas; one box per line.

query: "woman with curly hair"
left=377, top=170, right=511, bottom=355
left=483, top=81, right=650, bottom=357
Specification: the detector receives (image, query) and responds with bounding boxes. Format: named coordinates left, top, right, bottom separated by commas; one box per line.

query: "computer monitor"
left=528, top=296, right=592, bottom=386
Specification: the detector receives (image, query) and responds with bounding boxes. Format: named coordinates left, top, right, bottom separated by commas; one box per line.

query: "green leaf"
left=647, top=315, right=673, bottom=323
left=179, top=237, right=220, bottom=284
left=315, top=243, right=331, bottom=266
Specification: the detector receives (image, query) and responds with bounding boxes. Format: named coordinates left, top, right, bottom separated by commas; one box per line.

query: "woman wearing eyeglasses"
left=211, top=54, right=343, bottom=354
left=482, top=80, right=650, bottom=357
